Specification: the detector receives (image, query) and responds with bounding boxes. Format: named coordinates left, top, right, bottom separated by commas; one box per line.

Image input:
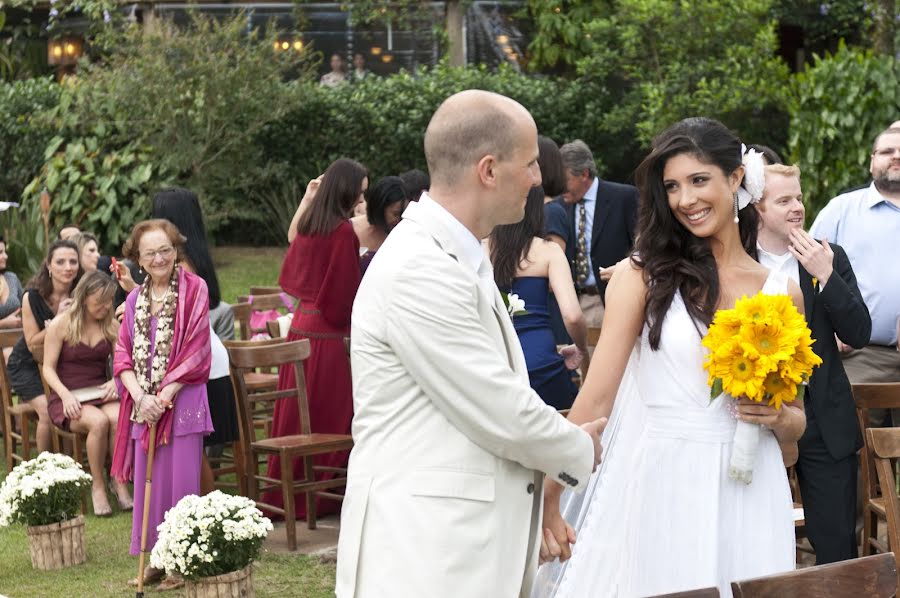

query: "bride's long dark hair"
left=632, top=117, right=759, bottom=350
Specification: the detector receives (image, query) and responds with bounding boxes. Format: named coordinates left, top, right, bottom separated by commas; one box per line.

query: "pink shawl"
left=111, top=267, right=212, bottom=482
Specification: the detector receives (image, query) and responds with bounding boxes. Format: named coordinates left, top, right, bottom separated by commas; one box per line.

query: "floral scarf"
left=111, top=266, right=212, bottom=482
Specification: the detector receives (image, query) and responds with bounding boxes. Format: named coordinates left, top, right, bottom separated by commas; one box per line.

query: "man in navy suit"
left=755, top=163, right=871, bottom=564
left=556, top=140, right=638, bottom=328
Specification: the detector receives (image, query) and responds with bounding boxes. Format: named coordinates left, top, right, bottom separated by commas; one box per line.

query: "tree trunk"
left=446, top=1, right=465, bottom=67
left=873, top=0, right=896, bottom=57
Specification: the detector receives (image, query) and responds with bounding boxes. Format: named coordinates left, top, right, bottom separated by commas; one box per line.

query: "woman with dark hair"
left=71, top=232, right=101, bottom=272
left=112, top=219, right=212, bottom=590
left=150, top=187, right=239, bottom=495
left=0, top=235, right=24, bottom=331
left=398, top=169, right=429, bottom=201
left=353, top=176, right=410, bottom=274
left=265, top=157, right=365, bottom=519
left=537, top=118, right=806, bottom=597
left=43, top=271, right=132, bottom=516
left=489, top=187, right=587, bottom=410
left=7, top=240, right=81, bottom=452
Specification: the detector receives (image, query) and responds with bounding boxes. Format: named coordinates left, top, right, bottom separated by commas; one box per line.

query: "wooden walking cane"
left=136, top=422, right=158, bottom=598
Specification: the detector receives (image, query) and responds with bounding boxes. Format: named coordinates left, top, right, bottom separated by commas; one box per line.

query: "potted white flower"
left=0, top=452, right=92, bottom=570
left=151, top=490, right=273, bottom=597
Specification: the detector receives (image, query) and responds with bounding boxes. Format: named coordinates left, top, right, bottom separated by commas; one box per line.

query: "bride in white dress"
left=535, top=118, right=807, bottom=598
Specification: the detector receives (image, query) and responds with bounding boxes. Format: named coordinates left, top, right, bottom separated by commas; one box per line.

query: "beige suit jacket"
left=335, top=199, right=594, bottom=598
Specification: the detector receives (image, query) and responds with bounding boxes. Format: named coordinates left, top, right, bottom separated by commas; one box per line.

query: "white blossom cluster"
left=0, top=452, right=92, bottom=526
left=150, top=490, right=272, bottom=578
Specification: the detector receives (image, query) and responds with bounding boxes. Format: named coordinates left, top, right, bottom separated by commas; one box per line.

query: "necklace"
left=150, top=286, right=170, bottom=302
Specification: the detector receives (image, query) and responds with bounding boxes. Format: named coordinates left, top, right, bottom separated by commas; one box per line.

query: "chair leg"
left=21, top=415, right=32, bottom=461
left=233, top=442, right=246, bottom=496
left=281, top=452, right=297, bottom=552
left=862, top=505, right=872, bottom=556
left=246, top=450, right=259, bottom=503
left=4, top=426, right=13, bottom=472
left=305, top=456, right=317, bottom=531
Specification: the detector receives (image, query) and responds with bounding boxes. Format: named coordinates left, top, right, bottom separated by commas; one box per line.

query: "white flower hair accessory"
left=736, top=144, right=766, bottom=211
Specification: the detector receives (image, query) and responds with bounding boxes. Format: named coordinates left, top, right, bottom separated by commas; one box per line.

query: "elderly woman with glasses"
left=111, top=219, right=212, bottom=591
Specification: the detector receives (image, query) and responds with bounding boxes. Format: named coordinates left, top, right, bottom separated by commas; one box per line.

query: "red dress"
left=264, top=220, right=360, bottom=518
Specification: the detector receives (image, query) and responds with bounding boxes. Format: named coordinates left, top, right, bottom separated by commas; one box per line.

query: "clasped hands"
left=540, top=417, right=606, bottom=564
left=136, top=386, right=176, bottom=423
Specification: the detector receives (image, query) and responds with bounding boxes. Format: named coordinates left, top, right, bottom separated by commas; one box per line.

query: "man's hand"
left=789, top=230, right=833, bottom=287
left=580, top=417, right=608, bottom=470
left=540, top=496, right=577, bottom=563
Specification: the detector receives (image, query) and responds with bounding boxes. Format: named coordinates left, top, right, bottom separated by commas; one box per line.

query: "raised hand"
left=788, top=230, right=833, bottom=286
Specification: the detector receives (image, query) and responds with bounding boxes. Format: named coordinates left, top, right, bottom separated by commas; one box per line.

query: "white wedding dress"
left=533, top=271, right=795, bottom=598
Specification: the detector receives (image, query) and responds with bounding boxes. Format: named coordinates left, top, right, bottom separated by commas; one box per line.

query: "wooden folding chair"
left=227, top=339, right=353, bottom=551
left=0, top=329, right=38, bottom=472
left=731, top=552, right=897, bottom=597
left=223, top=338, right=284, bottom=442
left=853, top=383, right=900, bottom=556
left=868, top=427, right=900, bottom=574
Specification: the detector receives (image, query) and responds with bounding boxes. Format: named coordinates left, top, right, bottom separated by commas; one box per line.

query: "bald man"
left=336, top=90, right=602, bottom=598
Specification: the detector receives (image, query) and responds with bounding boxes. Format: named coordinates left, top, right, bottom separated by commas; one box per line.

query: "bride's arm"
left=541, top=261, right=647, bottom=562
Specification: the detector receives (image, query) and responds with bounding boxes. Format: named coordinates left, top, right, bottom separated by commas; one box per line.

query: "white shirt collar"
left=583, top=177, right=599, bottom=203
left=417, top=193, right=486, bottom=274
left=756, top=242, right=792, bottom=264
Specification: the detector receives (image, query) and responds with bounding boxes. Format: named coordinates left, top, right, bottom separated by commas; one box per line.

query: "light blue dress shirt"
left=577, top=177, right=599, bottom=287
left=810, top=182, right=900, bottom=345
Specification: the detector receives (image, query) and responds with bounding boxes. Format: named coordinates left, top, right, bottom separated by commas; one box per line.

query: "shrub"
left=787, top=43, right=900, bottom=217
left=0, top=77, right=60, bottom=203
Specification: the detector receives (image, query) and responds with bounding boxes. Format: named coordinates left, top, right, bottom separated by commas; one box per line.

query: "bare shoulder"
left=606, top=258, right=647, bottom=302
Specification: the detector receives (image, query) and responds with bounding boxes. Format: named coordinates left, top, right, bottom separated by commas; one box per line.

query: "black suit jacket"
left=556, top=179, right=639, bottom=301
left=800, top=242, right=870, bottom=460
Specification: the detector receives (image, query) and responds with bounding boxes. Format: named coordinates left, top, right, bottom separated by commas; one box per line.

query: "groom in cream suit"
left=336, top=90, right=603, bottom=598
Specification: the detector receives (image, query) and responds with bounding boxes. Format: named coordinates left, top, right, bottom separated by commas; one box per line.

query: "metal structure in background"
left=152, top=1, right=527, bottom=76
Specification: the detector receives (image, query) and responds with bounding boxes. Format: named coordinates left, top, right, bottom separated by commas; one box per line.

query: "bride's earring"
left=733, top=192, right=739, bottom=224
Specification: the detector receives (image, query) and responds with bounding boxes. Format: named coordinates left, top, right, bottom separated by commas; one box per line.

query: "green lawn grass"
left=213, top=246, right=286, bottom=304
left=0, top=246, right=338, bottom=597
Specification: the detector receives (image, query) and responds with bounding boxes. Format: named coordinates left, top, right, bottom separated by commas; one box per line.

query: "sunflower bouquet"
left=702, top=292, right=821, bottom=484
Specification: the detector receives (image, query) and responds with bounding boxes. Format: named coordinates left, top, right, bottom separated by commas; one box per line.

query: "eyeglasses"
left=140, top=246, right=175, bottom=261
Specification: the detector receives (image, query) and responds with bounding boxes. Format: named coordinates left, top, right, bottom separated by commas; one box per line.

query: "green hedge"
left=0, top=77, right=60, bottom=203
left=787, top=43, right=900, bottom=217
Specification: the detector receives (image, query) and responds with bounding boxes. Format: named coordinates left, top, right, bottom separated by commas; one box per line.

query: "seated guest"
left=352, top=176, right=411, bottom=275
left=7, top=240, right=81, bottom=452
left=43, top=271, right=133, bottom=516
left=557, top=139, right=638, bottom=328
left=754, top=162, right=871, bottom=564
left=150, top=187, right=239, bottom=495
left=0, top=235, right=24, bottom=330
left=489, top=187, right=588, bottom=410
left=112, top=219, right=212, bottom=591
left=399, top=169, right=429, bottom=202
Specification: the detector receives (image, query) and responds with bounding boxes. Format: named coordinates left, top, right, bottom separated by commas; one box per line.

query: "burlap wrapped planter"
left=26, top=515, right=86, bottom=570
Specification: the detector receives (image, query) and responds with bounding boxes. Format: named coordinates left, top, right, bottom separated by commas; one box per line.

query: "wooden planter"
left=26, top=515, right=86, bottom=570
left=185, top=564, right=254, bottom=598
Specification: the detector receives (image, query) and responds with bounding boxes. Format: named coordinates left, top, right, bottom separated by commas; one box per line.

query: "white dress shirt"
left=757, top=243, right=800, bottom=286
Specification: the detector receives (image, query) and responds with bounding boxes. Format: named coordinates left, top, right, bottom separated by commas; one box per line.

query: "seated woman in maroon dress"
left=265, top=158, right=365, bottom=519
left=43, top=270, right=134, bottom=516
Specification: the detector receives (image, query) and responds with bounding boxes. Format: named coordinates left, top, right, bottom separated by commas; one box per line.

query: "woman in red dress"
left=265, top=158, right=367, bottom=518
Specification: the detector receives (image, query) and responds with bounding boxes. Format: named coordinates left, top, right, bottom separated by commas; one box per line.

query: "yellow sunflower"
left=763, top=370, right=800, bottom=411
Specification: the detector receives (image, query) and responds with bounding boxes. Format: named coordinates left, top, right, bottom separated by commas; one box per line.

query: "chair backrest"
left=730, top=552, right=897, bottom=597
left=249, top=285, right=282, bottom=296
left=231, top=301, right=253, bottom=340
left=854, top=383, right=900, bottom=503
left=226, top=339, right=312, bottom=442
left=266, top=319, right=282, bottom=339
left=650, top=588, right=719, bottom=598
left=0, top=328, right=24, bottom=420
left=29, top=344, right=53, bottom=398
left=234, top=293, right=296, bottom=340
left=868, top=428, right=900, bottom=565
